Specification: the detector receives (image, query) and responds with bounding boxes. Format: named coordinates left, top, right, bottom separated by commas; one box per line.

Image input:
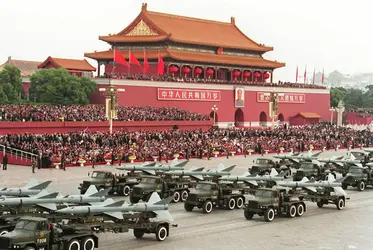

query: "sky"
left=1, top=0, right=372, bottom=82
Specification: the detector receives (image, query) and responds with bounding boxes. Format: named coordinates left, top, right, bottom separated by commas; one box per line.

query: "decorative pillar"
left=336, top=100, right=345, bottom=126
left=262, top=71, right=265, bottom=82
left=215, top=68, right=218, bottom=80
left=180, top=64, right=183, bottom=78
left=204, top=67, right=207, bottom=79
left=97, top=62, right=101, bottom=77
left=270, top=71, right=273, bottom=83
left=230, top=70, right=233, bottom=81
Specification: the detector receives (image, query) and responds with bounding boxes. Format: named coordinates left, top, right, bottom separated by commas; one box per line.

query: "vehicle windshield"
left=254, top=189, right=275, bottom=198
left=256, top=159, right=270, bottom=165
left=196, top=183, right=213, bottom=191
left=349, top=168, right=363, bottom=174
left=15, top=220, right=38, bottom=231
left=91, top=172, right=107, bottom=178
left=141, top=178, right=156, bottom=184
left=300, top=163, right=313, bottom=169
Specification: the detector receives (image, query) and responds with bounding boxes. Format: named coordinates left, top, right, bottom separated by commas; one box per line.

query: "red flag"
left=304, top=66, right=307, bottom=84
left=113, top=50, right=129, bottom=67
left=143, top=50, right=149, bottom=74
left=312, top=68, right=315, bottom=85
left=157, top=53, right=164, bottom=76
left=295, top=66, right=298, bottom=83
left=321, top=69, right=325, bottom=84
left=129, top=51, right=141, bottom=66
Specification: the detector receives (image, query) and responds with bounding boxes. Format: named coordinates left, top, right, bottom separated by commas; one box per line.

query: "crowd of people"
left=347, top=108, right=373, bottom=117
left=0, top=105, right=210, bottom=122
left=101, top=73, right=328, bottom=90
left=1, top=124, right=371, bottom=167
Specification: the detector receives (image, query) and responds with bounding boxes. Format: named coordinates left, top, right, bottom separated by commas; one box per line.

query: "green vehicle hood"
left=251, top=197, right=273, bottom=205
left=134, top=183, right=155, bottom=191
left=1, top=229, right=35, bottom=243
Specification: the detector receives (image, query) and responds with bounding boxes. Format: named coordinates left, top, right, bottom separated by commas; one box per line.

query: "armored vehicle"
left=243, top=187, right=306, bottom=222
left=250, top=158, right=291, bottom=178
left=341, top=166, right=373, bottom=191
left=79, top=170, right=140, bottom=196
left=293, top=162, right=328, bottom=181
left=130, top=175, right=190, bottom=203
left=184, top=181, right=245, bottom=214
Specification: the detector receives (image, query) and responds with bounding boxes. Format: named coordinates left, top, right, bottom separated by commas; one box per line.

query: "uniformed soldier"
left=32, top=157, right=36, bottom=173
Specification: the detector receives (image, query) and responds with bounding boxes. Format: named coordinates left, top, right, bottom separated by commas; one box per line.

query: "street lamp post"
left=329, top=107, right=336, bottom=124
left=211, top=105, right=218, bottom=127
left=98, top=84, right=125, bottom=134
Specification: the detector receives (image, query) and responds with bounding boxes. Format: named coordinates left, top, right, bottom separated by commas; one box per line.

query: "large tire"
left=202, top=200, right=213, bottom=214
left=296, top=203, right=304, bottom=217
left=264, top=208, right=275, bottom=222
left=133, top=228, right=145, bottom=239
left=316, top=201, right=324, bottom=208
left=357, top=181, right=365, bottom=191
left=24, top=247, right=36, bottom=250
left=130, top=196, right=140, bottom=204
left=82, top=237, right=95, bottom=250
left=155, top=225, right=168, bottom=241
left=67, top=239, right=80, bottom=250
left=122, top=185, right=131, bottom=196
left=336, top=198, right=345, bottom=210
left=227, top=197, right=236, bottom=210
left=184, top=202, right=194, bottom=212
left=244, top=210, right=254, bottom=220
left=181, top=190, right=188, bottom=201
left=235, top=197, right=244, bottom=209
left=172, top=191, right=180, bottom=203
left=287, top=205, right=297, bottom=218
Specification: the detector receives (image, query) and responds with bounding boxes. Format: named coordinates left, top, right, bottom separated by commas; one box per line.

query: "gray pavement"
left=1, top=149, right=373, bottom=249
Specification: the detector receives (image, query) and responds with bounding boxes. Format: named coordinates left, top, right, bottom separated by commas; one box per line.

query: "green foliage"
left=0, top=65, right=22, bottom=103
left=29, top=68, right=96, bottom=105
left=330, top=86, right=373, bottom=109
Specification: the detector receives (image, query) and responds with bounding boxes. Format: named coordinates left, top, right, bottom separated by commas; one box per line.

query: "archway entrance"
left=234, top=108, right=244, bottom=127
left=209, top=111, right=218, bottom=124
left=278, top=113, right=284, bottom=124
left=259, top=112, right=267, bottom=127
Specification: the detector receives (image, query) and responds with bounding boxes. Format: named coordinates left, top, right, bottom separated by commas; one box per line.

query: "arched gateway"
left=278, top=113, right=284, bottom=124
left=259, top=112, right=267, bottom=127
left=234, top=109, right=244, bottom=127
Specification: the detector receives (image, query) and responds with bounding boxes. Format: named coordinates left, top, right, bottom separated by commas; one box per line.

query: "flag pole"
left=143, top=49, right=145, bottom=75
left=112, top=45, right=116, bottom=79
left=128, top=50, right=131, bottom=76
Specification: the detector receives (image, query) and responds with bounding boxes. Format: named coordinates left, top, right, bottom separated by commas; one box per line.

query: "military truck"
left=304, top=187, right=348, bottom=210
left=79, top=170, right=140, bottom=196
left=293, top=162, right=334, bottom=181
left=341, top=166, right=373, bottom=191
left=250, top=158, right=291, bottom=178
left=130, top=175, right=190, bottom=203
left=184, top=181, right=245, bottom=214
left=243, top=187, right=306, bottom=222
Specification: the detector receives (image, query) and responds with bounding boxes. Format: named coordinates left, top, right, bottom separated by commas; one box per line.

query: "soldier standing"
left=32, top=157, right=36, bottom=173
left=2, top=154, right=8, bottom=170
left=92, top=154, right=96, bottom=169
left=61, top=154, right=66, bottom=171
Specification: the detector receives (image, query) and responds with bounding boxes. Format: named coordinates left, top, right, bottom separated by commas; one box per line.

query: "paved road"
left=1, top=149, right=373, bottom=250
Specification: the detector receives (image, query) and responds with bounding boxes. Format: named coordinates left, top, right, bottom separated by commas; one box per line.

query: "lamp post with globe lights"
left=211, top=105, right=218, bottom=127
left=98, top=85, right=125, bottom=134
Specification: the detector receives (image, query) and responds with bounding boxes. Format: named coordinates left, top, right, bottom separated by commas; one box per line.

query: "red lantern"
left=243, top=71, right=251, bottom=77
left=169, top=66, right=178, bottom=73
left=264, top=72, right=270, bottom=79
left=195, top=68, right=202, bottom=74
left=254, top=72, right=261, bottom=78
left=182, top=67, right=190, bottom=73
left=233, top=71, right=241, bottom=77
left=206, top=69, right=214, bottom=75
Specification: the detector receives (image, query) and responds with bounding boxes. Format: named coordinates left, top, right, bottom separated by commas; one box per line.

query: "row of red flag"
left=113, top=49, right=164, bottom=75
left=295, top=66, right=325, bottom=84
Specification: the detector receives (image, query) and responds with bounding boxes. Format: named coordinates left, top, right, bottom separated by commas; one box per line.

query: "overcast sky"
left=1, top=0, right=372, bottom=81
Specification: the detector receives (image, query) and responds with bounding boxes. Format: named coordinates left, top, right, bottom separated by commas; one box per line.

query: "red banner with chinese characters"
left=256, top=92, right=306, bottom=103
left=157, top=88, right=221, bottom=101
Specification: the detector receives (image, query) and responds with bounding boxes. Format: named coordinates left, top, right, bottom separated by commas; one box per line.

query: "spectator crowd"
left=0, top=105, right=210, bottom=122
left=0, top=124, right=371, bottom=168
left=101, top=73, right=328, bottom=90
left=347, top=108, right=373, bottom=118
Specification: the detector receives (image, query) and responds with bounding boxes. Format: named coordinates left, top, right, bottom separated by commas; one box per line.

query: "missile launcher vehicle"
left=250, top=158, right=291, bottom=178
left=341, top=165, right=373, bottom=191
left=243, top=187, right=306, bottom=222
left=293, top=162, right=336, bottom=181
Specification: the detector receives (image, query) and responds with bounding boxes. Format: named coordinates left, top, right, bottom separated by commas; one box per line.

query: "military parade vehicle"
left=243, top=187, right=306, bottom=222
left=292, top=162, right=335, bottom=181
left=79, top=170, right=140, bottom=196
left=341, top=165, right=373, bottom=191
left=130, top=175, right=190, bottom=203
left=250, top=158, right=291, bottom=178
left=184, top=181, right=245, bottom=213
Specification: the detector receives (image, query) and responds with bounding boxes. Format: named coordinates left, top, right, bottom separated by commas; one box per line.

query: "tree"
left=0, top=65, right=22, bottom=103
left=330, top=87, right=346, bottom=107
left=344, top=88, right=363, bottom=108
left=29, top=68, right=96, bottom=105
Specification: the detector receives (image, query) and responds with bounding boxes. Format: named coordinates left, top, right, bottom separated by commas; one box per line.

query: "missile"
left=164, top=164, right=235, bottom=181
left=0, top=185, right=110, bottom=211
left=220, top=168, right=284, bottom=186
left=123, top=161, right=157, bottom=170
left=0, top=180, right=52, bottom=197
left=117, top=160, right=189, bottom=175
left=163, top=166, right=205, bottom=180
left=57, top=192, right=174, bottom=221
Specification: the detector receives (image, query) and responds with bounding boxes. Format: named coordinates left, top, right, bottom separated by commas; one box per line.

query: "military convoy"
left=341, top=165, right=373, bottom=191
left=250, top=158, right=291, bottom=178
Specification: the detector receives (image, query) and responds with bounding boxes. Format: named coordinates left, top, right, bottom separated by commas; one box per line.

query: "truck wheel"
left=296, top=204, right=304, bottom=217
left=67, top=239, right=80, bottom=250
left=82, top=237, right=95, bottom=250
left=284, top=170, right=291, bottom=179
left=316, top=201, right=323, bottom=208
left=235, top=197, right=244, bottom=209
left=336, top=198, right=345, bottom=210
left=357, top=181, right=365, bottom=191
left=202, top=200, right=213, bottom=214
left=130, top=196, right=140, bottom=204
left=181, top=190, right=189, bottom=201
left=98, top=186, right=105, bottom=192
left=172, top=192, right=180, bottom=203
left=264, top=171, right=270, bottom=176
left=133, top=228, right=145, bottom=239
left=184, top=202, right=194, bottom=212
left=227, top=198, right=236, bottom=210
left=342, top=183, right=348, bottom=190
left=287, top=205, right=296, bottom=218
left=24, top=247, right=36, bottom=250
left=0, top=230, right=8, bottom=235
left=155, top=225, right=168, bottom=241
left=264, top=208, right=275, bottom=222
left=244, top=210, right=254, bottom=220
left=122, top=185, right=131, bottom=196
